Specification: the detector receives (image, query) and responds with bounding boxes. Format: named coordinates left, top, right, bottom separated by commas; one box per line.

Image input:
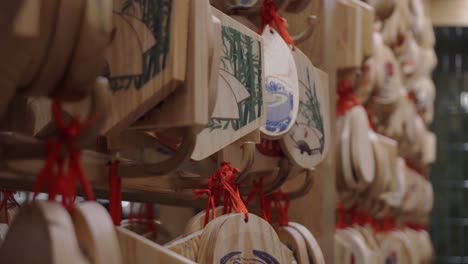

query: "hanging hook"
left=0, top=77, right=111, bottom=159
left=240, top=158, right=290, bottom=195
left=118, top=127, right=196, bottom=177
left=233, top=141, right=256, bottom=183
left=291, top=15, right=317, bottom=44
left=283, top=169, right=314, bottom=200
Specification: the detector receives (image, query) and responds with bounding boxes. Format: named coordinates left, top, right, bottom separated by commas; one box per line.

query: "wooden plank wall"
left=282, top=1, right=337, bottom=263
left=428, top=0, right=468, bottom=26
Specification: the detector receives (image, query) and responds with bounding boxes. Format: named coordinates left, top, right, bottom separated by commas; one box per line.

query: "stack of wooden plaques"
left=334, top=0, right=436, bottom=263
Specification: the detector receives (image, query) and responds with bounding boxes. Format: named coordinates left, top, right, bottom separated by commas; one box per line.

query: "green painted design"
left=107, top=0, right=172, bottom=92
left=208, top=26, right=263, bottom=131
left=299, top=67, right=325, bottom=153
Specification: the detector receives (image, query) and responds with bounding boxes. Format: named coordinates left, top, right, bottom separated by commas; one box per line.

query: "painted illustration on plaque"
left=220, top=250, right=280, bottom=264
left=208, top=25, right=263, bottom=131
left=264, top=77, right=295, bottom=133
left=289, top=67, right=325, bottom=155
left=105, top=0, right=172, bottom=91
left=261, top=28, right=299, bottom=137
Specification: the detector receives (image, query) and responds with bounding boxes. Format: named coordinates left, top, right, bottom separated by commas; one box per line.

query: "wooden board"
left=197, top=213, right=295, bottom=264
left=378, top=231, right=409, bottom=264
left=103, top=0, right=190, bottom=139
left=0, top=202, right=88, bottom=264
left=349, top=106, right=375, bottom=188
left=277, top=226, right=309, bottom=264
left=429, top=0, right=468, bottom=26
left=71, top=202, right=122, bottom=264
left=260, top=28, right=299, bottom=139
left=339, top=112, right=358, bottom=189
left=335, top=229, right=373, bottom=264
left=335, top=0, right=362, bottom=69
left=116, top=227, right=195, bottom=263
left=0, top=223, right=7, bottom=246
left=368, top=0, right=395, bottom=20
left=129, top=0, right=213, bottom=132
left=190, top=8, right=266, bottom=160
left=422, top=131, right=436, bottom=165
left=348, top=0, right=374, bottom=59
left=281, top=49, right=330, bottom=169
left=372, top=32, right=403, bottom=105
left=288, top=222, right=326, bottom=264
left=365, top=132, right=392, bottom=198
left=183, top=207, right=225, bottom=236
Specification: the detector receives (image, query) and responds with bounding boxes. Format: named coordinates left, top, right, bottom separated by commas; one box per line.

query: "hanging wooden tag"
left=276, top=226, right=309, bottom=264
left=197, top=214, right=295, bottom=264
left=365, top=132, right=393, bottom=198
left=0, top=202, right=88, bottom=264
left=102, top=0, right=190, bottom=137
left=348, top=0, right=375, bottom=59
left=190, top=8, right=266, bottom=160
left=280, top=49, right=329, bottom=169
left=129, top=0, right=216, bottom=133
left=71, top=202, right=122, bottom=264
left=338, top=112, right=359, bottom=190
left=336, top=1, right=362, bottom=69
left=288, top=222, right=326, bottom=264
left=422, top=131, right=436, bottom=165
left=335, top=229, right=374, bottom=264
left=349, top=106, right=375, bottom=189
left=260, top=27, right=299, bottom=139
left=378, top=232, right=407, bottom=264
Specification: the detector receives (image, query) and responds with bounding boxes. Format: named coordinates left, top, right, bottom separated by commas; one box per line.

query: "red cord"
left=194, top=163, right=249, bottom=226
left=405, top=223, right=427, bottom=231
left=0, top=190, right=18, bottom=224
left=335, top=204, right=350, bottom=229
left=244, top=177, right=272, bottom=223
left=33, top=99, right=95, bottom=210
left=259, top=0, right=294, bottom=47
left=268, top=191, right=290, bottom=227
left=336, top=80, right=360, bottom=117
left=108, top=160, right=122, bottom=225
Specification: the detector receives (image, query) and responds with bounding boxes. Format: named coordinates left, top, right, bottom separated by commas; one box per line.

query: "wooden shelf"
left=0, top=132, right=210, bottom=207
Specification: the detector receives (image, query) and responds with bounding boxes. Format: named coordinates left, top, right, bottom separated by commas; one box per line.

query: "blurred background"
left=428, top=1, right=468, bottom=263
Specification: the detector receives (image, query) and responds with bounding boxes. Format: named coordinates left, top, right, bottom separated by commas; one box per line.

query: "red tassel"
left=108, top=160, right=122, bottom=225
left=33, top=99, right=95, bottom=210
left=259, top=0, right=294, bottom=47
left=336, top=80, right=360, bottom=117
left=194, top=163, right=249, bottom=226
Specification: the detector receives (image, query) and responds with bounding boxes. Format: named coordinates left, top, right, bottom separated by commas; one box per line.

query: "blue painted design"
left=220, top=250, right=280, bottom=264
left=265, top=78, right=294, bottom=133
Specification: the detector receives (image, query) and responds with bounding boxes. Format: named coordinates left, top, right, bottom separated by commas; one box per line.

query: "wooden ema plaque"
left=0, top=202, right=88, bottom=264
left=130, top=0, right=215, bottom=132
left=348, top=0, right=375, bottom=59
left=335, top=229, right=374, bottom=264
left=281, top=50, right=330, bottom=169
left=349, top=106, right=375, bottom=189
left=197, top=214, right=294, bottom=264
left=336, top=0, right=362, bottom=69
left=103, top=0, right=190, bottom=138
left=276, top=226, right=308, bottom=264
left=260, top=28, right=299, bottom=139
left=288, top=222, right=326, bottom=264
left=71, top=202, right=122, bottom=264
left=168, top=214, right=294, bottom=263
left=191, top=8, right=266, bottom=160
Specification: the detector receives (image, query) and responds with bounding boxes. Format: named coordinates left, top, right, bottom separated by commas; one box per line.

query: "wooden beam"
left=429, top=0, right=468, bottom=26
